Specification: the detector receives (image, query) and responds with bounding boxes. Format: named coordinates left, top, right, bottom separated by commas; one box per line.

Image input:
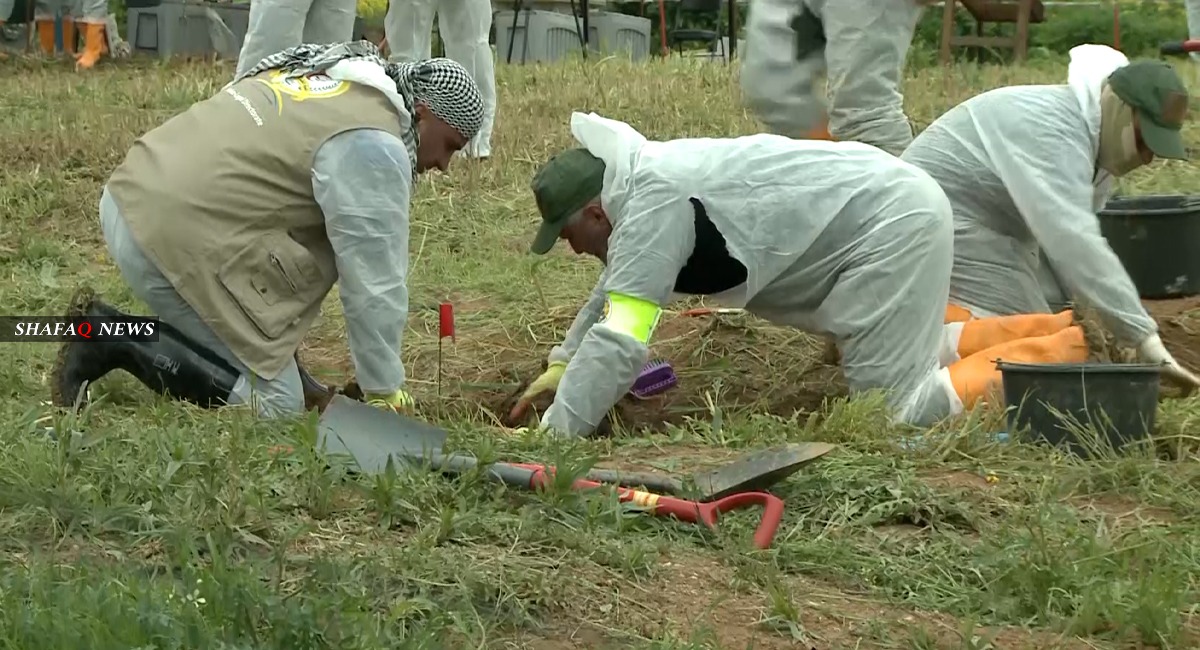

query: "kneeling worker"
left=901, top=46, right=1200, bottom=392
left=509, top=112, right=1089, bottom=437
left=51, top=44, right=483, bottom=417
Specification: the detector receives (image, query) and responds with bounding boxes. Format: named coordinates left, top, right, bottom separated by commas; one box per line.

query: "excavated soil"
left=1144, top=297, right=1200, bottom=372
left=490, top=314, right=849, bottom=434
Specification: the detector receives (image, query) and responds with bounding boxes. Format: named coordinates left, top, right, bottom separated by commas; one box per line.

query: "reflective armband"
left=598, top=292, right=662, bottom=344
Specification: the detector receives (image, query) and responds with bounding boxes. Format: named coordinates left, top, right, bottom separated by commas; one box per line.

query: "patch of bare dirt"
left=297, top=302, right=851, bottom=430
left=1145, top=297, right=1200, bottom=374
left=488, top=314, right=848, bottom=433
left=920, top=470, right=996, bottom=492
left=562, top=554, right=1106, bottom=650
left=1067, top=494, right=1176, bottom=526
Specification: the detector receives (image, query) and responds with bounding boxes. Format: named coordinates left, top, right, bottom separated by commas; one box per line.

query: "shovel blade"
left=316, top=394, right=448, bottom=474
left=692, top=442, right=836, bottom=501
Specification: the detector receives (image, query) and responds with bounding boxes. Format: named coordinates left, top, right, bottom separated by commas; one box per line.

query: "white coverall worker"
left=740, top=0, right=932, bottom=156
left=1188, top=0, right=1200, bottom=63
left=234, top=0, right=358, bottom=80
left=51, top=47, right=484, bottom=418
left=0, top=0, right=13, bottom=59
left=384, top=0, right=497, bottom=158
left=32, top=0, right=107, bottom=68
left=514, top=112, right=1092, bottom=438
left=900, top=45, right=1200, bottom=391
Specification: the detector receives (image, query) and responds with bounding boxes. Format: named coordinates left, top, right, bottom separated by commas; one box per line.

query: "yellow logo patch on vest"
left=258, top=72, right=351, bottom=111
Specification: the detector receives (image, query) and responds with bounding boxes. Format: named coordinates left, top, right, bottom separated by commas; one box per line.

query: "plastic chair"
left=667, top=0, right=725, bottom=61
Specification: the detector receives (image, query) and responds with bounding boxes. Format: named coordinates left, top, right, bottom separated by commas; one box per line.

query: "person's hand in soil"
left=1139, top=333, right=1200, bottom=395
left=508, top=361, right=567, bottom=422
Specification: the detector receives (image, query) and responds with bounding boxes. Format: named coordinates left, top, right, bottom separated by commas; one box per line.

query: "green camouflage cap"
left=529, top=148, right=605, bottom=254
left=1108, top=60, right=1190, bottom=161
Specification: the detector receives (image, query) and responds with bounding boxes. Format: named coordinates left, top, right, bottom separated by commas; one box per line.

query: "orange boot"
left=947, top=325, right=1089, bottom=409
left=75, top=21, right=106, bottom=69
left=36, top=19, right=55, bottom=55
left=62, top=19, right=77, bottom=55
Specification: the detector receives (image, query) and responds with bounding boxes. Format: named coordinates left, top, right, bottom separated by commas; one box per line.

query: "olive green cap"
left=1108, top=60, right=1190, bottom=161
left=529, top=148, right=605, bottom=255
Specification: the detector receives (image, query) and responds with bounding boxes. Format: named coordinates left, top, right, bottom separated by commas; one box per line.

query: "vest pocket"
left=218, top=232, right=328, bottom=340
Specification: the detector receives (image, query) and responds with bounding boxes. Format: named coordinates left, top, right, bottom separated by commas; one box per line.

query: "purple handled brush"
left=629, top=359, right=677, bottom=399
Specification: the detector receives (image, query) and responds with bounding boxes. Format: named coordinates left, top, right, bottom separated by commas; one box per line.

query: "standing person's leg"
left=740, top=0, right=831, bottom=140
left=815, top=0, right=923, bottom=156
left=437, top=0, right=496, bottom=158
left=235, top=0, right=313, bottom=79
left=1188, top=0, right=1200, bottom=63
left=33, top=0, right=61, bottom=55
left=0, top=0, right=11, bottom=59
left=73, top=0, right=108, bottom=69
left=302, top=0, right=357, bottom=45
left=55, top=186, right=307, bottom=418
left=384, top=0, right=438, bottom=62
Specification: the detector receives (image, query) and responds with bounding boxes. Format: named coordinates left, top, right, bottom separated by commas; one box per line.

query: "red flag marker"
left=438, top=302, right=456, bottom=342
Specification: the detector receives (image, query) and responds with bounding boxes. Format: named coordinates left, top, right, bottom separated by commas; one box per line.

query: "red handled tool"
left=314, top=395, right=789, bottom=550
left=502, top=462, right=786, bottom=550
left=1161, top=40, right=1200, bottom=56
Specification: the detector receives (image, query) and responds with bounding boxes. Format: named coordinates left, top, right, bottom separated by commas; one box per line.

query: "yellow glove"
left=365, top=387, right=415, bottom=414
left=508, top=361, right=567, bottom=422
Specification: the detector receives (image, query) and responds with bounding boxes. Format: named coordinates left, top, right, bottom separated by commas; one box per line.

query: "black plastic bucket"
left=1098, top=194, right=1200, bottom=299
left=997, top=361, right=1160, bottom=458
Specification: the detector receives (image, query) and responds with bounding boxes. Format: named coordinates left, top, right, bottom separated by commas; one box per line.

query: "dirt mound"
left=490, top=313, right=849, bottom=434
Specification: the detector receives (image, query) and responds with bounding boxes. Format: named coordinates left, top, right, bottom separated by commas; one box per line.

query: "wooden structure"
left=939, top=0, right=1046, bottom=64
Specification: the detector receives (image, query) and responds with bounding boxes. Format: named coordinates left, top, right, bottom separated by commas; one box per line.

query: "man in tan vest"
left=51, top=44, right=484, bottom=418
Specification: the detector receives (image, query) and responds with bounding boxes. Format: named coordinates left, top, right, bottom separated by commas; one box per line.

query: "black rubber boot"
left=50, top=287, right=240, bottom=410
left=296, top=353, right=333, bottom=411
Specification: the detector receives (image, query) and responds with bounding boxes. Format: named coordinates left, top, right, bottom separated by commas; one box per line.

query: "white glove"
left=1139, top=333, right=1200, bottom=394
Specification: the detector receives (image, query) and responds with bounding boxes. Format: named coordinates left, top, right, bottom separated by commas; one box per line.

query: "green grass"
left=1, top=48, right=1200, bottom=649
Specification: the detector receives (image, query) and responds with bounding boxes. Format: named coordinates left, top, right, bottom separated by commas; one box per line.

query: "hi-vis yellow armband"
left=598, top=292, right=662, bottom=344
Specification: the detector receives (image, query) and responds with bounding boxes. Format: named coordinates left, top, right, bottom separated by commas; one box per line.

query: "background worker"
left=508, top=112, right=1088, bottom=438
left=0, top=0, right=11, bottom=60
left=234, top=0, right=358, bottom=80
left=739, top=0, right=933, bottom=156
left=901, top=45, right=1200, bottom=393
left=30, top=0, right=107, bottom=68
left=384, top=0, right=497, bottom=159
left=51, top=45, right=483, bottom=418
left=1189, top=0, right=1200, bottom=63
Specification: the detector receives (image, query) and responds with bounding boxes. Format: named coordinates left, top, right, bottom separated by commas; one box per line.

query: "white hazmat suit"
left=384, top=0, right=496, bottom=158
left=234, top=0, right=358, bottom=79
left=901, top=45, right=1200, bottom=389
left=526, top=113, right=968, bottom=437
left=1189, top=0, right=1200, bottom=63
left=740, top=0, right=927, bottom=155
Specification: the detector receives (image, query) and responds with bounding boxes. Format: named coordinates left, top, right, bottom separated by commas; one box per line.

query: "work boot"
left=50, top=287, right=240, bottom=410
left=35, top=19, right=54, bottom=55
left=74, top=21, right=106, bottom=69
left=62, top=19, right=76, bottom=55
left=296, top=354, right=333, bottom=411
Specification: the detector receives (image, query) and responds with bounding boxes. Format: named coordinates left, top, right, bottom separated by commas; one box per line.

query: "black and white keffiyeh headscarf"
left=233, top=41, right=484, bottom=179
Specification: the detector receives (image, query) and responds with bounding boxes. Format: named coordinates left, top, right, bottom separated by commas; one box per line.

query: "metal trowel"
left=315, top=395, right=834, bottom=502
left=316, top=394, right=449, bottom=474
left=584, top=442, right=836, bottom=502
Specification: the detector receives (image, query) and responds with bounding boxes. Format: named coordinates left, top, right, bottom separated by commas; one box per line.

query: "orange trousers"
left=942, top=304, right=1089, bottom=408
